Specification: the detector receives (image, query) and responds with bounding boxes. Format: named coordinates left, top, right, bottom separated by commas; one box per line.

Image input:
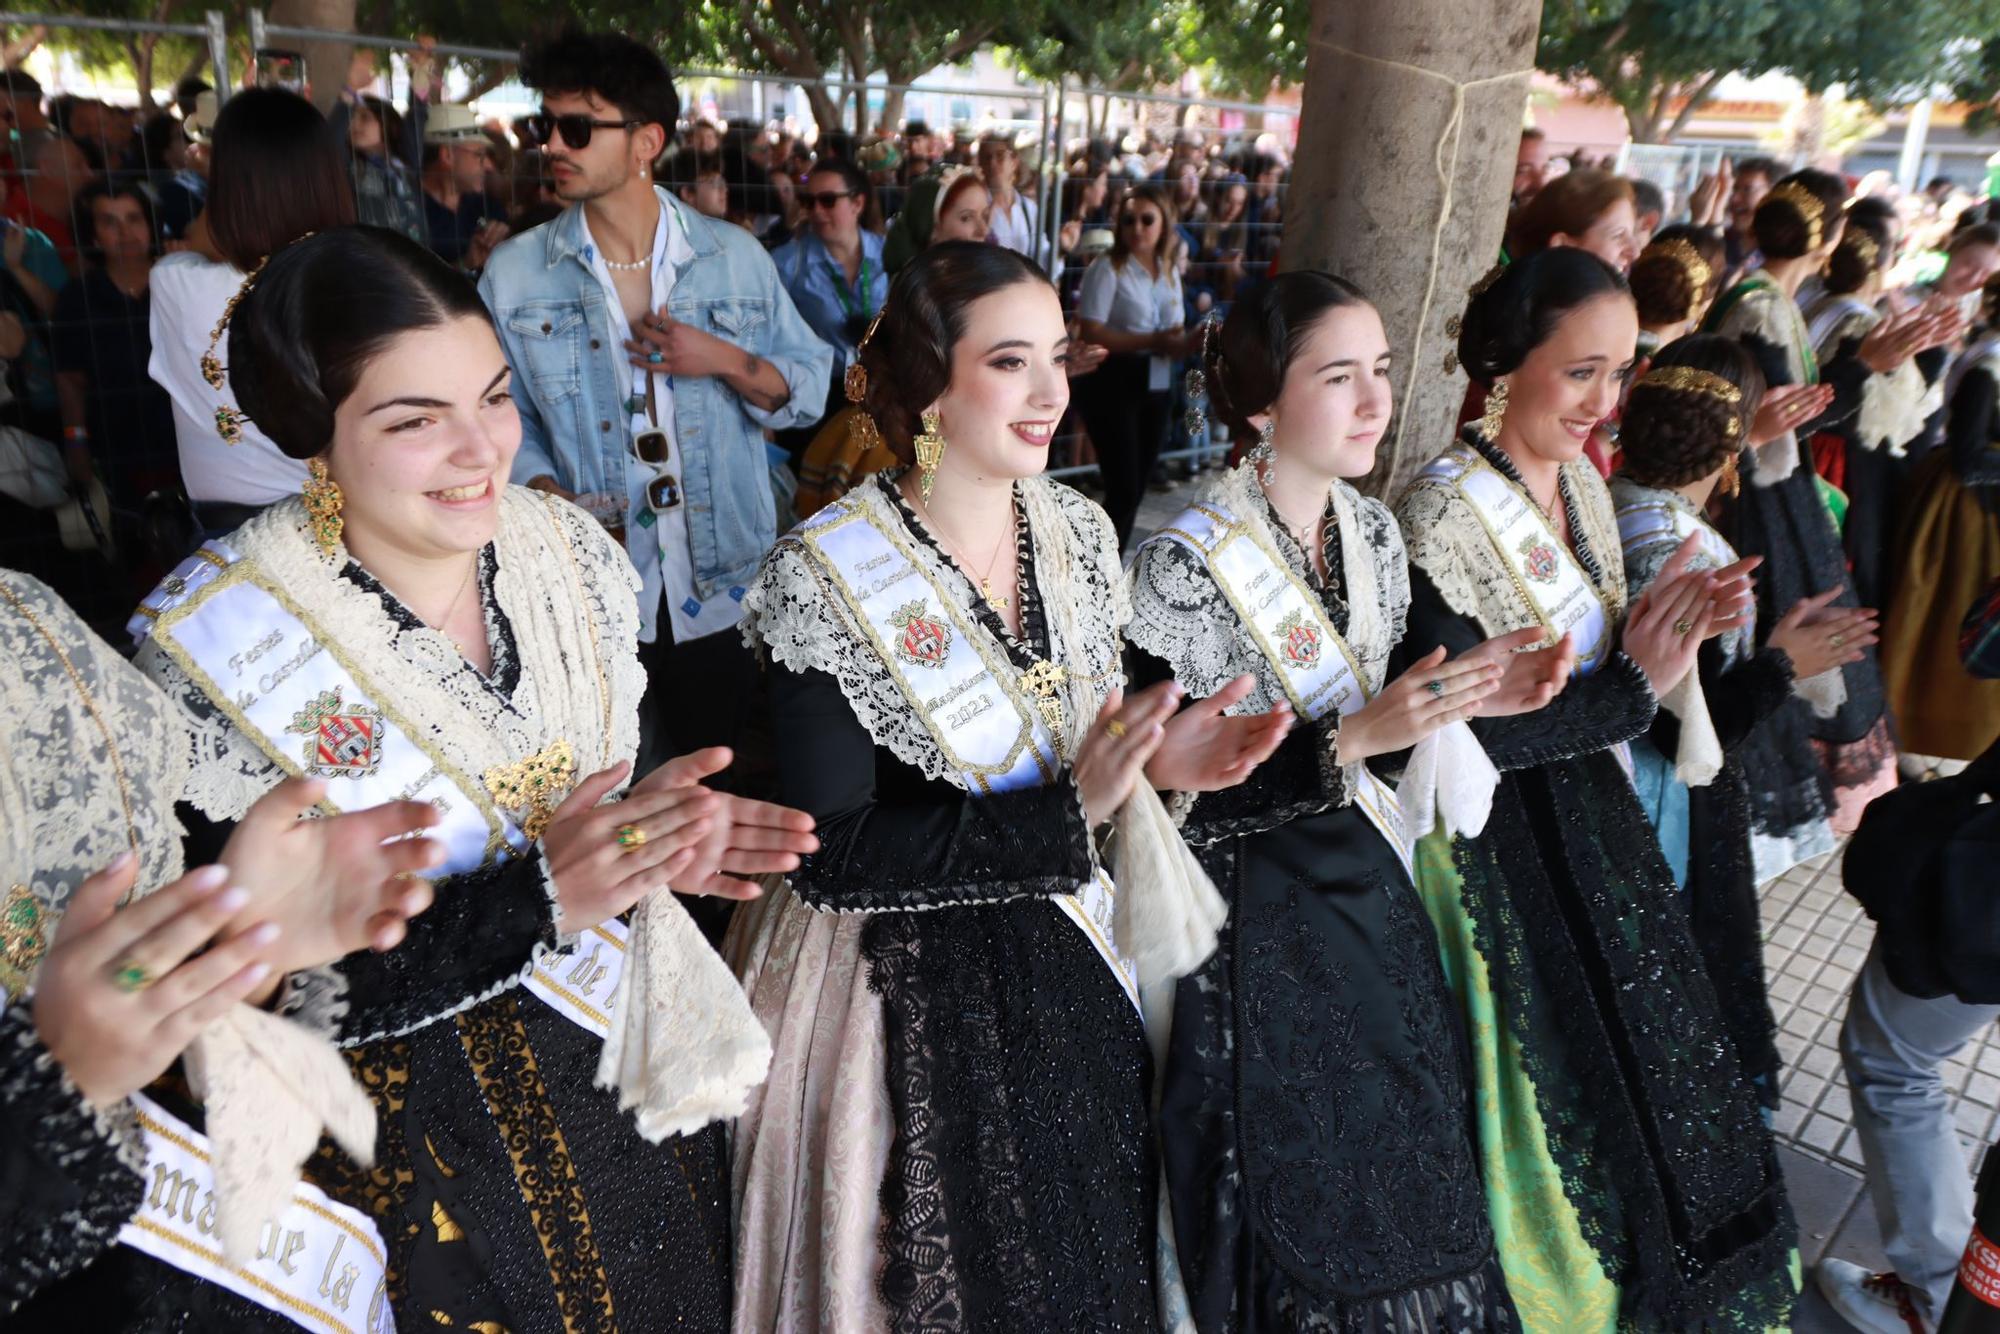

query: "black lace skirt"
left=865, top=897, right=1158, bottom=1334
left=1162, top=805, right=1514, bottom=1334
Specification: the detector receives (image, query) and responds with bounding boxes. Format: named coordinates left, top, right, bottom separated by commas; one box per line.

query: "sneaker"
left=1814, top=1259, right=1932, bottom=1334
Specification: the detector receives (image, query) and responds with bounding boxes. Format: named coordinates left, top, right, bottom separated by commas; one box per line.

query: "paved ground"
left=1126, top=473, right=1997, bottom=1333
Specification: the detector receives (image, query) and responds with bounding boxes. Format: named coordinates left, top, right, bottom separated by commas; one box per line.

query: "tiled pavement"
left=1128, top=474, right=1999, bottom=1333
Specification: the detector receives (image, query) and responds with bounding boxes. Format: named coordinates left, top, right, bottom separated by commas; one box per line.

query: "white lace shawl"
left=1395, top=448, right=1629, bottom=639
left=743, top=473, right=1224, bottom=986
left=0, top=572, right=187, bottom=994
left=1126, top=466, right=1406, bottom=798
left=1808, top=299, right=1933, bottom=454
left=1710, top=278, right=1808, bottom=485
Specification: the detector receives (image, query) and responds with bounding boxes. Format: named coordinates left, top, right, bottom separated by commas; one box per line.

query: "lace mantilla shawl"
left=744, top=472, right=1127, bottom=789
left=1711, top=278, right=1811, bottom=485
left=1809, top=299, right=1933, bottom=454
left=140, top=487, right=643, bottom=829
left=1128, top=466, right=1408, bottom=812
left=0, top=572, right=187, bottom=997
left=1395, top=438, right=1628, bottom=641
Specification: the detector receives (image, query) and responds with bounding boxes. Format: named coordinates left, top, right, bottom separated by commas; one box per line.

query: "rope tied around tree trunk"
left=1308, top=38, right=1534, bottom=469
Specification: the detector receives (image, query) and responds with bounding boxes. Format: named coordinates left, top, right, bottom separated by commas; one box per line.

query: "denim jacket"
left=479, top=191, right=832, bottom=610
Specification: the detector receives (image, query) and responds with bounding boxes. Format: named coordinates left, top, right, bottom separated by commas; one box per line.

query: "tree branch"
left=1661, top=69, right=1727, bottom=143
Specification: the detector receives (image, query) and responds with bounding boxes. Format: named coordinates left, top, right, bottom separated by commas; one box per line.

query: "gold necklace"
left=427, top=556, right=481, bottom=658
left=910, top=480, right=1018, bottom=611
left=0, top=582, right=140, bottom=857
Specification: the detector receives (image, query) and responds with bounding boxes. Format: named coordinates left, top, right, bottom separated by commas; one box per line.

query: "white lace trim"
left=1712, top=281, right=1806, bottom=485
left=0, top=572, right=188, bottom=994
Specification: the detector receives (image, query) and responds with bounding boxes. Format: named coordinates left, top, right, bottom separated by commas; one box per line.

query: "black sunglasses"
left=804, top=190, right=859, bottom=210
left=525, top=112, right=639, bottom=151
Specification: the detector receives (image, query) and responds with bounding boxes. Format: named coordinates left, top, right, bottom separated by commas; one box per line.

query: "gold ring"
left=1105, top=719, right=1129, bottom=739
left=614, top=823, right=647, bottom=851
left=1830, top=633, right=1846, bottom=648
left=1673, top=618, right=1695, bottom=636
left=110, top=958, right=154, bottom=993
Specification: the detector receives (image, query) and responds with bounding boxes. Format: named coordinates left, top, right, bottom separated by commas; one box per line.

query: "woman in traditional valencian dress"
left=1610, top=335, right=1879, bottom=1113
left=1128, top=271, right=1529, bottom=1332
left=1397, top=248, right=1800, bottom=1332
left=1880, top=274, right=2000, bottom=763
left=1700, top=169, right=1938, bottom=846
left=1, top=566, right=447, bottom=1329
left=729, top=241, right=1290, bottom=1333
left=121, top=228, right=817, bottom=1334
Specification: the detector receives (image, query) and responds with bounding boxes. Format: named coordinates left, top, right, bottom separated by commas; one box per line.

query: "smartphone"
left=254, top=48, right=307, bottom=95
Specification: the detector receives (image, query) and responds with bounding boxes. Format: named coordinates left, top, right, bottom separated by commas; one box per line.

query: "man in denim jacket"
left=480, top=29, right=831, bottom=773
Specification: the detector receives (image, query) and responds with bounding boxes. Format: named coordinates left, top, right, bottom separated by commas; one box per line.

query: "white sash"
left=522, top=919, right=630, bottom=1039
left=796, top=498, right=1140, bottom=1015
left=1150, top=499, right=1411, bottom=877
left=1420, top=444, right=1614, bottom=675
left=117, top=1094, right=394, bottom=1334
left=135, top=545, right=617, bottom=1043
left=1615, top=496, right=1756, bottom=656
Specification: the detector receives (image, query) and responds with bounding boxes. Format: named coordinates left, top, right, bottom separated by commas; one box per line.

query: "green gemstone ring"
left=110, top=958, right=154, bottom=993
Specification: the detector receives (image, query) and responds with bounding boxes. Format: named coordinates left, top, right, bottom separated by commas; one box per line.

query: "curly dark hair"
left=1628, top=223, right=1723, bottom=327
left=519, top=27, right=680, bottom=147
left=1203, top=270, right=1370, bottom=441
left=1826, top=210, right=1892, bottom=295
left=1456, top=248, right=1629, bottom=385
left=1752, top=169, right=1848, bottom=260
left=230, top=227, right=494, bottom=460
left=1618, top=333, right=1765, bottom=489
left=857, top=241, right=1053, bottom=462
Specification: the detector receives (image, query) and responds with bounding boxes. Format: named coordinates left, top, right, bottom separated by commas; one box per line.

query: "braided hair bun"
left=1618, top=333, right=1764, bottom=489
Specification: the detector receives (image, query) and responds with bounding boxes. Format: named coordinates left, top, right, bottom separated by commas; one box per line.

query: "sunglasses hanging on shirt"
left=524, top=112, right=640, bottom=151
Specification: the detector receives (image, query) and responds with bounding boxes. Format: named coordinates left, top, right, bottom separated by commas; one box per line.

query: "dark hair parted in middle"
left=519, top=27, right=681, bottom=147
left=1618, top=333, right=1765, bottom=489
left=1203, top=269, right=1370, bottom=440
left=228, top=226, right=494, bottom=460
left=1456, top=247, right=1630, bottom=384
left=207, top=88, right=357, bottom=274
left=857, top=241, right=1053, bottom=461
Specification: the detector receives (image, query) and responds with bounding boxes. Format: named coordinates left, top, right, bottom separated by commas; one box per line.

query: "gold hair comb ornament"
left=1636, top=364, right=1746, bottom=436
left=843, top=309, right=887, bottom=452
left=201, top=255, right=269, bottom=445
left=1647, top=236, right=1712, bottom=297
left=1467, top=260, right=1508, bottom=301
left=1765, top=181, right=1825, bottom=251
left=1844, top=230, right=1881, bottom=269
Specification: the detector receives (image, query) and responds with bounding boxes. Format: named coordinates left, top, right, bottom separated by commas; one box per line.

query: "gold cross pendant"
left=1019, top=659, right=1069, bottom=735
left=483, top=739, right=577, bottom=841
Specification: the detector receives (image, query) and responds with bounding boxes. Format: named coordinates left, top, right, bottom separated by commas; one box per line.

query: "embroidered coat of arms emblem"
left=1517, top=533, right=1561, bottom=585
left=889, top=600, right=951, bottom=668
left=1275, top=608, right=1323, bottom=668
left=286, top=686, right=384, bottom=778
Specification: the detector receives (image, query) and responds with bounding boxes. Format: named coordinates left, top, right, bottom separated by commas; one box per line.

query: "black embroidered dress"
left=1126, top=474, right=1515, bottom=1334
left=730, top=472, right=1157, bottom=1334
left=1393, top=433, right=1799, bottom=1332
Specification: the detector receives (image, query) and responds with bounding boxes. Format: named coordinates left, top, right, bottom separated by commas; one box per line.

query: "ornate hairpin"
left=843, top=308, right=887, bottom=452
left=1764, top=181, right=1825, bottom=251
left=1636, top=364, right=1746, bottom=436
left=1843, top=229, right=1881, bottom=269
left=201, top=254, right=270, bottom=445
left=1184, top=314, right=1219, bottom=442
left=1467, top=260, right=1508, bottom=301
left=1646, top=236, right=1712, bottom=297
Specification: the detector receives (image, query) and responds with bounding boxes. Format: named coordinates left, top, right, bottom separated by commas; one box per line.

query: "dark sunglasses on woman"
left=524, top=111, right=639, bottom=151
left=804, top=190, right=859, bottom=211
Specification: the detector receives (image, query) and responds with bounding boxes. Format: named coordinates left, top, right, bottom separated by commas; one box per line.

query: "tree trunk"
left=268, top=0, right=355, bottom=115
left=881, top=85, right=908, bottom=136
left=1285, top=0, right=1544, bottom=496
left=805, top=84, right=843, bottom=137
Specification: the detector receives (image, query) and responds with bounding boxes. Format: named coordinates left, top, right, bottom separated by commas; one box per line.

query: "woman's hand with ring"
left=1748, top=383, right=1834, bottom=448
left=542, top=760, right=719, bottom=935
left=1769, top=588, right=1880, bottom=677
left=31, top=853, right=284, bottom=1109
left=1334, top=645, right=1507, bottom=763
left=1074, top=683, right=1180, bottom=826
left=626, top=747, right=819, bottom=901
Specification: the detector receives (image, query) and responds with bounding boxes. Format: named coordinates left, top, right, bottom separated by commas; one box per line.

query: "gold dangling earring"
left=1479, top=378, right=1510, bottom=440
left=1718, top=449, right=1742, bottom=499
left=914, top=409, right=947, bottom=503
left=302, top=456, right=344, bottom=560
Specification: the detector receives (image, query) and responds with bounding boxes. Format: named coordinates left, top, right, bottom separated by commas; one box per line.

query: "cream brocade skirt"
left=724, top=881, right=894, bottom=1333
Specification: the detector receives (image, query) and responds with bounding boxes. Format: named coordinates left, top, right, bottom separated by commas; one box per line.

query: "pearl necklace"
left=604, top=255, right=650, bottom=272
